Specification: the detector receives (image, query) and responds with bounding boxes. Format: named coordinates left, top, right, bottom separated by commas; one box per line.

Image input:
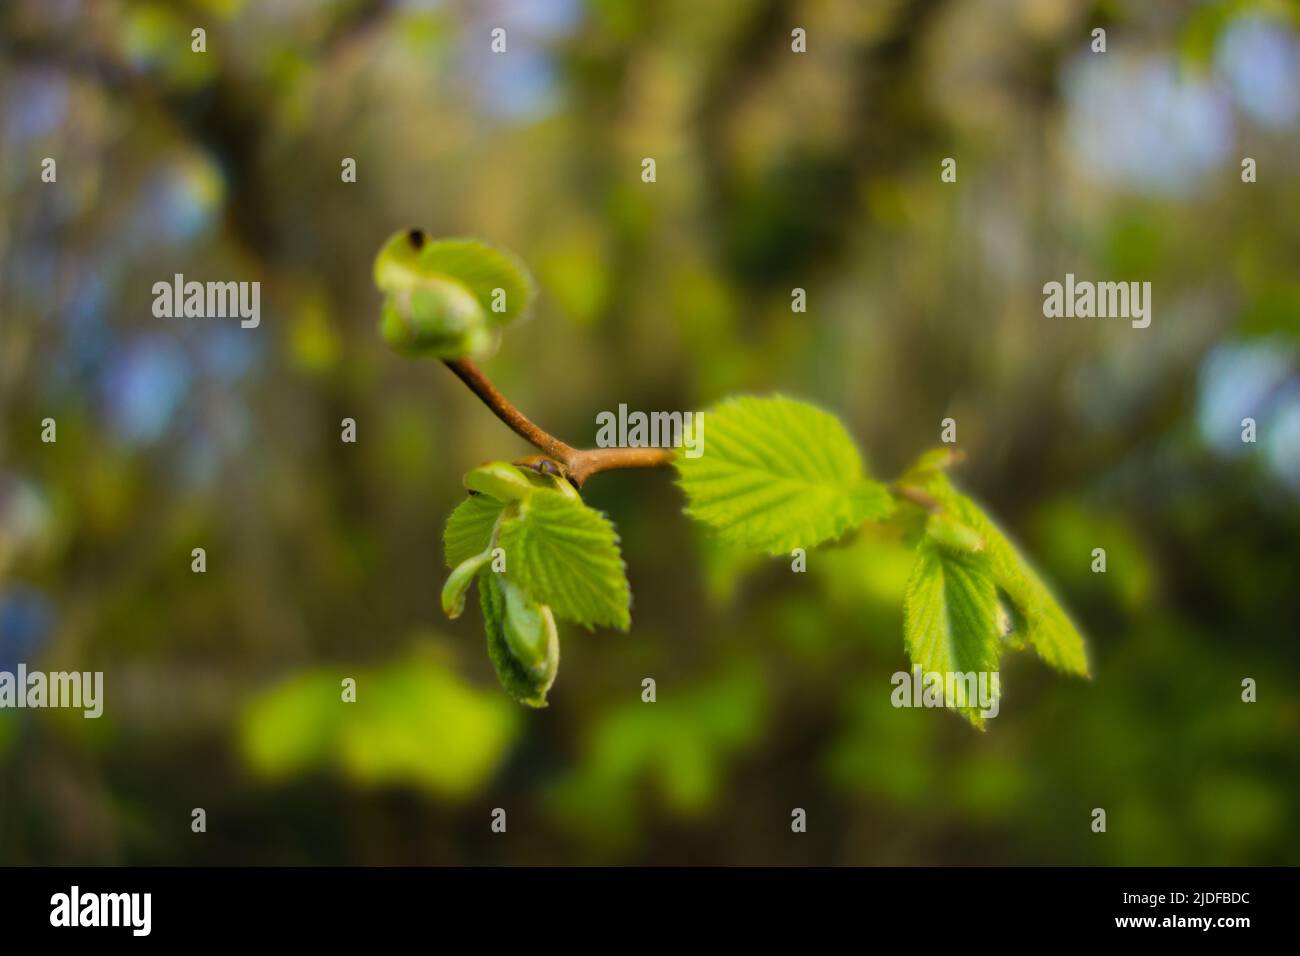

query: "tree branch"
left=442, top=359, right=675, bottom=487
left=442, top=358, right=577, bottom=462
left=566, top=445, right=676, bottom=486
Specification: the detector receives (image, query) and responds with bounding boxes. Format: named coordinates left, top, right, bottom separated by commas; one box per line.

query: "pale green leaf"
left=520, top=466, right=582, bottom=500
left=374, top=231, right=535, bottom=323
left=464, top=461, right=535, bottom=501
left=442, top=550, right=492, bottom=618
left=675, top=395, right=892, bottom=555
left=373, top=229, right=428, bottom=291
left=378, top=278, right=495, bottom=360
left=480, top=570, right=556, bottom=707
left=496, top=488, right=630, bottom=630
left=373, top=231, right=535, bottom=359
left=925, top=512, right=985, bottom=554
left=500, top=575, right=560, bottom=678
left=952, top=495, right=1090, bottom=677
left=903, top=540, right=1002, bottom=728
left=899, top=446, right=964, bottom=482
left=414, top=238, right=536, bottom=325
left=894, top=458, right=1089, bottom=678
left=444, top=494, right=505, bottom=568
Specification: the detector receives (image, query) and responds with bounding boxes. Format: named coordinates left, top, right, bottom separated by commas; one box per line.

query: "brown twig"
left=566, top=446, right=676, bottom=486
left=442, top=358, right=576, bottom=462
left=442, top=359, right=675, bottom=487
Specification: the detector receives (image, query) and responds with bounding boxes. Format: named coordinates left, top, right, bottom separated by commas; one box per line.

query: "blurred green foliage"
left=1, top=0, right=1297, bottom=864
left=240, top=644, right=520, bottom=800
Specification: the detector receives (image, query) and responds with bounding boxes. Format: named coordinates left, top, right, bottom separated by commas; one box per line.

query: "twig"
left=442, top=359, right=675, bottom=487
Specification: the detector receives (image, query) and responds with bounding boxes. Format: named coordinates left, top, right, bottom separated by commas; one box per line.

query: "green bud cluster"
left=440, top=462, right=564, bottom=707
left=373, top=229, right=535, bottom=361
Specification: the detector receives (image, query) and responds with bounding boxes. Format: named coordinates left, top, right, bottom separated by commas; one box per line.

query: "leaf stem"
left=892, top=483, right=942, bottom=513
left=442, top=359, right=675, bottom=487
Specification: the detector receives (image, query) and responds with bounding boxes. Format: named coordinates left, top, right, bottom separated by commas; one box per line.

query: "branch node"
left=443, top=359, right=675, bottom=487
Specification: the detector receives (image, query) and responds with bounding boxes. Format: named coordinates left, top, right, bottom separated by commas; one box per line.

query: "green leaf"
left=480, top=570, right=557, bottom=707
left=413, top=238, right=536, bottom=325
left=444, top=494, right=506, bottom=568
left=442, top=549, right=492, bottom=619
left=496, top=488, right=630, bottom=630
left=373, top=229, right=429, bottom=291
left=675, top=395, right=892, bottom=555
left=903, top=540, right=1002, bottom=728
left=373, top=231, right=535, bottom=359
left=925, top=512, right=985, bottom=554
left=519, top=464, right=582, bottom=500
left=500, top=576, right=560, bottom=677
left=899, top=458, right=1089, bottom=679
left=374, top=231, right=535, bottom=324
left=378, top=278, right=495, bottom=359
left=951, top=495, right=1090, bottom=678
left=899, top=446, right=964, bottom=482
left=464, top=461, right=535, bottom=502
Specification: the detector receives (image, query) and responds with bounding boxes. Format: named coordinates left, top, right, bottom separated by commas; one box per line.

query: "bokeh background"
left=1, top=0, right=1298, bottom=865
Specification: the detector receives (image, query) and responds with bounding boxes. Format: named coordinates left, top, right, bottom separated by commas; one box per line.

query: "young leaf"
left=518, top=463, right=582, bottom=500
left=444, top=494, right=506, bottom=568
left=442, top=549, right=492, bottom=619
left=500, top=576, right=560, bottom=677
left=479, top=570, right=557, bottom=708
left=675, top=395, right=892, bottom=555
left=898, top=445, right=964, bottom=484
left=373, top=229, right=429, bottom=292
left=373, top=232, right=535, bottom=360
left=925, top=512, right=985, bottom=554
left=898, top=458, right=1090, bottom=679
left=903, top=540, right=1002, bottom=728
left=464, top=461, right=536, bottom=502
left=951, top=495, right=1090, bottom=678
left=375, top=231, right=534, bottom=319
left=379, top=279, right=495, bottom=359
left=413, top=238, right=536, bottom=325
left=496, top=488, right=631, bottom=630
